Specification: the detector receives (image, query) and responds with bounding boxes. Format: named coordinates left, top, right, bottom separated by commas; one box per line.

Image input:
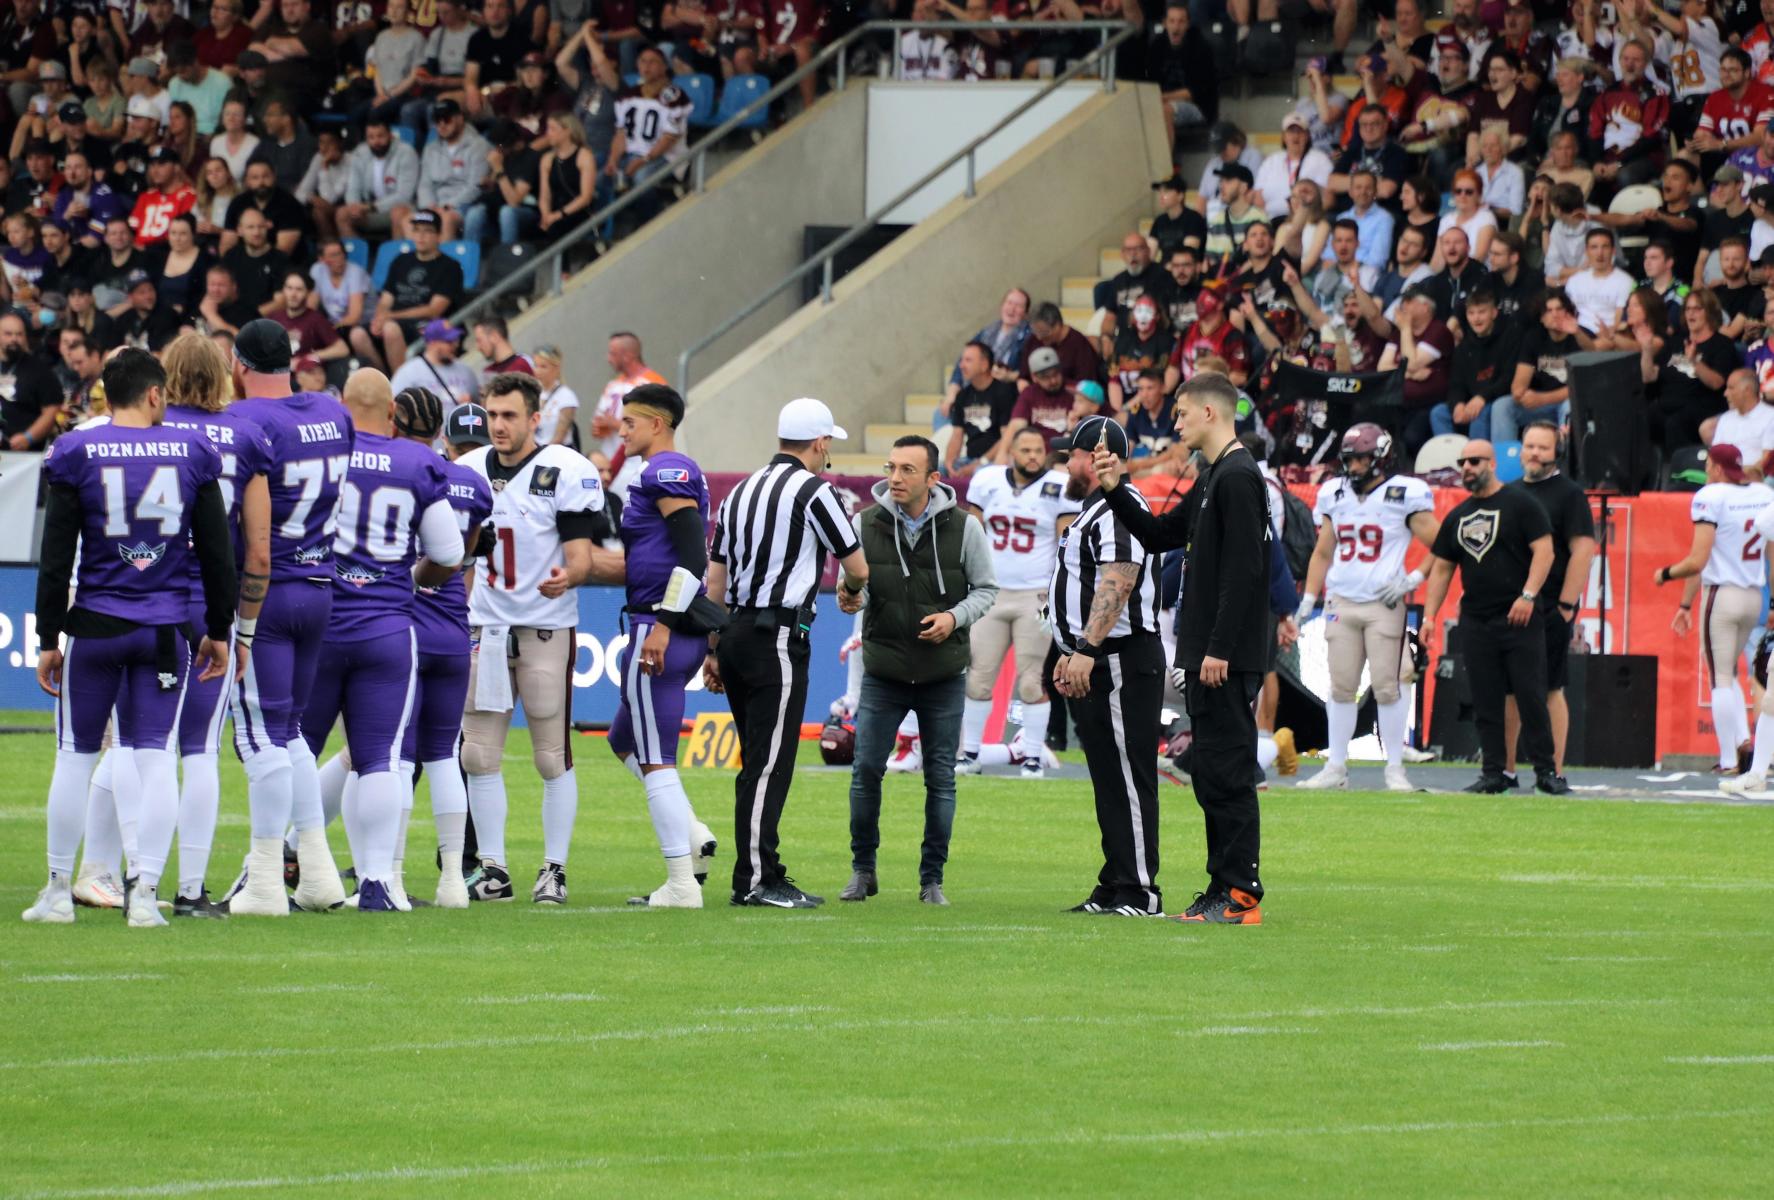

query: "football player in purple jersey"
left=26, top=349, right=239, bottom=928
left=610, top=384, right=722, bottom=909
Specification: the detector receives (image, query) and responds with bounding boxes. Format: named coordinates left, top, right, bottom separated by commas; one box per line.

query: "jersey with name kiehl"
left=1694, top=480, right=1774, bottom=588
left=231, top=390, right=355, bottom=581
left=967, top=464, right=1081, bottom=590
left=1431, top=484, right=1551, bottom=620
left=1048, top=488, right=1160, bottom=649
left=464, top=442, right=606, bottom=629
left=1313, top=473, right=1434, bottom=603
left=331, top=432, right=454, bottom=640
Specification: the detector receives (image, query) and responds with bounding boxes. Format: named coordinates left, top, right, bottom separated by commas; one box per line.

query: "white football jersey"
left=1312, top=473, right=1435, bottom=602
left=1695, top=480, right=1774, bottom=588
left=463, top=444, right=606, bottom=629
left=966, top=465, right=1081, bottom=590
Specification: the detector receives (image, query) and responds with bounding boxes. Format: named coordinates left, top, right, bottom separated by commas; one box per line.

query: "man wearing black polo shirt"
left=1422, top=438, right=1568, bottom=795
left=1505, top=421, right=1596, bottom=779
left=1150, top=174, right=1206, bottom=259
left=351, top=208, right=464, bottom=370
left=943, top=340, right=1017, bottom=476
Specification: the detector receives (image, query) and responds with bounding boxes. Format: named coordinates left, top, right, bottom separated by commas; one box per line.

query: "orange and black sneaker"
left=1174, top=887, right=1262, bottom=924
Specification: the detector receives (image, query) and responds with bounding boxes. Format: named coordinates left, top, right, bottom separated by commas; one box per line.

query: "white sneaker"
left=1020, top=758, right=1045, bottom=780
left=1401, top=744, right=1435, bottom=763
left=126, top=882, right=167, bottom=928
left=954, top=753, right=983, bottom=775
left=1297, top=762, right=1349, bottom=789
left=626, top=878, right=704, bottom=908
left=229, top=838, right=290, bottom=917
left=21, top=879, right=75, bottom=924
left=1383, top=764, right=1415, bottom=792
left=1719, top=771, right=1769, bottom=795
left=434, top=851, right=469, bottom=909
left=885, top=735, right=922, bottom=773
left=291, top=828, right=346, bottom=911
left=72, top=866, right=125, bottom=908
left=388, top=865, right=412, bottom=913
left=689, top=820, right=717, bottom=882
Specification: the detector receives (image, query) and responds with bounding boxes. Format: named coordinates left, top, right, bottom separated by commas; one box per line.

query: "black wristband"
left=1074, top=642, right=1105, bottom=660
left=1557, top=600, right=1577, bottom=613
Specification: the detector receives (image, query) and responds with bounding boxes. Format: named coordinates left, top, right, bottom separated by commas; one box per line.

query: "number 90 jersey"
left=966, top=465, right=1081, bottom=590
left=1696, top=480, right=1774, bottom=588
left=462, top=443, right=606, bottom=630
left=1312, top=473, right=1434, bottom=603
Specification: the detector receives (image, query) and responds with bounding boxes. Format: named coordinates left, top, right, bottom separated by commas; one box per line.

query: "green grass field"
left=2, top=724, right=1770, bottom=1198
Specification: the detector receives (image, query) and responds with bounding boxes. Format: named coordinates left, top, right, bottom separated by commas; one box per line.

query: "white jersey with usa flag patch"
left=966, top=465, right=1080, bottom=590
left=463, top=443, right=605, bottom=629
left=1312, top=473, right=1434, bottom=603
left=1694, top=480, right=1774, bottom=589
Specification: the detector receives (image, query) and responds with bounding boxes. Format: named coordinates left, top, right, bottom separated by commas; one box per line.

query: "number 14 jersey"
left=967, top=465, right=1081, bottom=590
left=1312, top=473, right=1434, bottom=603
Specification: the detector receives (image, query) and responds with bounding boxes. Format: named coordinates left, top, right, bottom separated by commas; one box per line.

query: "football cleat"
left=21, top=879, right=75, bottom=924
left=230, top=839, right=292, bottom=916
left=626, top=878, right=702, bottom=908
left=689, top=820, right=717, bottom=885
left=1020, top=757, right=1046, bottom=780
left=1296, top=762, right=1348, bottom=790
left=388, top=869, right=413, bottom=913
left=72, top=867, right=125, bottom=909
left=283, top=842, right=300, bottom=890
left=1174, top=887, right=1261, bottom=924
left=468, top=860, right=513, bottom=902
left=532, top=863, right=567, bottom=905
left=885, top=734, right=922, bottom=773
left=1719, top=770, right=1770, bottom=795
left=356, top=879, right=398, bottom=912
left=1382, top=764, right=1415, bottom=792
left=291, top=829, right=346, bottom=911
left=1535, top=770, right=1571, bottom=796
left=1273, top=727, right=1298, bottom=776
left=1401, top=744, right=1435, bottom=763
left=747, top=879, right=822, bottom=908
left=1463, top=773, right=1513, bottom=794
left=839, top=870, right=878, bottom=901
left=172, top=890, right=228, bottom=919
left=126, top=882, right=168, bottom=928
left=953, top=752, right=983, bottom=775
left=434, top=855, right=470, bottom=909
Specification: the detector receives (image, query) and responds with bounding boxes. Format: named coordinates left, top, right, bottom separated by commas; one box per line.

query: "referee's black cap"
left=1053, top=415, right=1130, bottom=460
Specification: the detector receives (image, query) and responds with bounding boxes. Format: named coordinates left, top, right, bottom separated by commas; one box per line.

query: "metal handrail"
left=448, top=18, right=1136, bottom=331
left=674, top=22, right=1139, bottom=397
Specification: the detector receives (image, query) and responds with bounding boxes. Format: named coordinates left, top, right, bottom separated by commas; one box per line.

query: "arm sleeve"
left=663, top=505, right=709, bottom=576
left=1268, top=536, right=1297, bottom=615
left=1206, top=470, right=1269, bottom=661
left=557, top=509, right=612, bottom=542
left=34, top=484, right=82, bottom=650
left=418, top=498, right=466, bottom=567
left=1102, top=480, right=1191, bottom=553
left=190, top=480, right=240, bottom=642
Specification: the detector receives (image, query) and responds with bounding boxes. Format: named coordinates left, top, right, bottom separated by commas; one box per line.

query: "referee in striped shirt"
left=704, top=398, right=869, bottom=909
left=1049, top=415, right=1166, bottom=917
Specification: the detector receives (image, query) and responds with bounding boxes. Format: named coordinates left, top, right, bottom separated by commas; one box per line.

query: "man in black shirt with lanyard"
left=1096, top=373, right=1270, bottom=926
left=1422, top=438, right=1569, bottom=795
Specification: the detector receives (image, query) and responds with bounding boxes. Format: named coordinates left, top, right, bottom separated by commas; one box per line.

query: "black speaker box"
left=1567, top=350, right=1650, bottom=494
left=1563, top=654, right=1659, bottom=768
left=1428, top=620, right=1483, bottom=760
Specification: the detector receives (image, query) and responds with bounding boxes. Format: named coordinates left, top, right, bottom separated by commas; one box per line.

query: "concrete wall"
left=502, top=83, right=870, bottom=434
left=683, top=82, right=1171, bottom=470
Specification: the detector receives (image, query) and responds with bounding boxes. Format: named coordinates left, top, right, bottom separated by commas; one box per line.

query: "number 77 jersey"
left=231, top=390, right=355, bottom=580
left=1313, top=473, right=1435, bottom=603
left=967, top=464, right=1082, bottom=590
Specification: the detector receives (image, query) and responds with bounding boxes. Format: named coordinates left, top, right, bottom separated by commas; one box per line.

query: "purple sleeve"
left=41, top=434, right=79, bottom=487
left=192, top=436, right=225, bottom=487
left=643, top=454, right=704, bottom=501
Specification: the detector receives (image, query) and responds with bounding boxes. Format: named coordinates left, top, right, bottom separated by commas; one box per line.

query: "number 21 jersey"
left=966, top=465, right=1081, bottom=590
left=1695, top=480, right=1774, bottom=588
left=1312, top=473, right=1434, bottom=603
left=463, top=443, right=606, bottom=630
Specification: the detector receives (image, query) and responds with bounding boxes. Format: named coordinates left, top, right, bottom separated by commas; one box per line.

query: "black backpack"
left=1268, top=477, right=1317, bottom=581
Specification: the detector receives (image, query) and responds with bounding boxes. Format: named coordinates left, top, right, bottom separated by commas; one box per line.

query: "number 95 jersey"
left=462, top=444, right=606, bottom=630
left=966, top=465, right=1081, bottom=590
left=1313, top=473, right=1434, bottom=603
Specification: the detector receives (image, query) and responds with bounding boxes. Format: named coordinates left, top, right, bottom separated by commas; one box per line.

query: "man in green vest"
left=839, top=435, right=999, bottom=906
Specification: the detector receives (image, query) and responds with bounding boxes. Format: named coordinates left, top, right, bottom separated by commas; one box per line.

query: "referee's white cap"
left=778, top=397, right=849, bottom=441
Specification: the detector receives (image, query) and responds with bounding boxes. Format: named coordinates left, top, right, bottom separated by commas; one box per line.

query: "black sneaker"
left=1501, top=772, right=1519, bottom=790
left=469, top=860, right=514, bottom=902
left=1535, top=770, right=1571, bottom=795
left=172, top=889, right=228, bottom=919
left=750, top=879, right=823, bottom=908
left=731, top=889, right=758, bottom=906
left=1177, top=889, right=1220, bottom=919
left=283, top=843, right=300, bottom=889
left=1066, top=899, right=1108, bottom=913
left=1464, top=773, right=1512, bottom=794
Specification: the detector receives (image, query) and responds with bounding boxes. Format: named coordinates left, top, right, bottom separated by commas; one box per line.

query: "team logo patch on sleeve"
left=656, top=468, right=689, bottom=483
left=1041, top=482, right=1062, bottom=499
left=530, top=466, right=560, bottom=496
left=1385, top=485, right=1406, bottom=501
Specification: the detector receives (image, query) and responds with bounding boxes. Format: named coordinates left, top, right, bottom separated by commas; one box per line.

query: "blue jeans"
left=462, top=201, right=541, bottom=245
left=1430, top=399, right=1494, bottom=442
left=848, top=670, right=964, bottom=885
left=1489, top=395, right=1570, bottom=445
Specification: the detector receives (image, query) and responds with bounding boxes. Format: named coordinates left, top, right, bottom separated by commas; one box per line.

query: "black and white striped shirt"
left=1049, top=488, right=1161, bottom=650
left=710, top=454, right=860, bottom=610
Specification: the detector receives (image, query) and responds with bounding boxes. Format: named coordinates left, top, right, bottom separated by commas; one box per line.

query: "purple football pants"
left=301, top=630, right=419, bottom=775
left=607, top=616, right=704, bottom=766
left=56, top=626, right=189, bottom=754
left=233, top=580, right=332, bottom=756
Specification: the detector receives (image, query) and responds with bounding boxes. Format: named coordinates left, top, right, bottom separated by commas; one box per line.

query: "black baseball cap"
left=57, top=100, right=85, bottom=124
left=126, top=268, right=155, bottom=291
left=1219, top=162, right=1255, bottom=186
left=447, top=402, right=492, bottom=447
left=234, top=318, right=292, bottom=373
left=431, top=98, right=462, bottom=121
left=147, top=145, right=181, bottom=164
left=1052, top=415, right=1131, bottom=460
left=409, top=208, right=441, bottom=230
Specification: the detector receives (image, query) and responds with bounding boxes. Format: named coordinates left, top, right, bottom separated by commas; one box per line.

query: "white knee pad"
left=241, top=744, right=292, bottom=784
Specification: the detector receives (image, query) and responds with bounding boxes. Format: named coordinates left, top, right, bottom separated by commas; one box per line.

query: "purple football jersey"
left=620, top=450, right=710, bottom=608
left=230, top=390, right=354, bottom=581
left=329, top=432, right=453, bottom=640
left=162, top=403, right=275, bottom=604
left=413, top=458, right=493, bottom=656
left=43, top=423, right=224, bottom=627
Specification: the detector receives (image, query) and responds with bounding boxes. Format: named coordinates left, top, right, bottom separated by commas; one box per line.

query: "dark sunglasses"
left=1457, top=455, right=1492, bottom=466
left=1452, top=186, right=1478, bottom=195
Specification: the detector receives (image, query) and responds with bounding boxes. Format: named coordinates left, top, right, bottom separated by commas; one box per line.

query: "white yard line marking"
left=19, top=972, right=165, bottom=983
left=463, top=993, right=605, bottom=1005
left=1179, top=1026, right=1314, bottom=1038
left=15, top=1109, right=1768, bottom=1199
left=246, top=983, right=377, bottom=995
left=1498, top=874, right=1774, bottom=891
left=710, top=1005, right=836, bottom=1015
left=1546, top=956, right=1675, bottom=964
left=1666, top=1055, right=1774, bottom=1065
left=1420, top=1040, right=1562, bottom=1052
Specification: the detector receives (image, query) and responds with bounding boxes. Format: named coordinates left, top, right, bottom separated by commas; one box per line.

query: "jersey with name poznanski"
left=1693, top=480, right=1774, bottom=588
left=1312, top=473, right=1435, bottom=603
left=43, top=423, right=224, bottom=627
left=230, top=390, right=355, bottom=581
left=162, top=402, right=275, bottom=607
left=966, top=464, right=1081, bottom=591
left=709, top=455, right=860, bottom=610
left=463, top=443, right=606, bottom=630
left=621, top=451, right=709, bottom=609
left=1048, top=487, right=1160, bottom=650
left=413, top=458, right=494, bottom=655
left=329, top=431, right=454, bottom=640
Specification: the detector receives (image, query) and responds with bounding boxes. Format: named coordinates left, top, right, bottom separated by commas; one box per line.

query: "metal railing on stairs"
left=448, top=18, right=1138, bottom=335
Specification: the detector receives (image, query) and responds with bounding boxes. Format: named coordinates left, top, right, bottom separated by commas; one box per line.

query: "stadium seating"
left=675, top=73, right=718, bottom=127
left=716, top=75, right=771, bottom=133
left=371, top=239, right=417, bottom=292
left=441, top=241, right=482, bottom=290
left=341, top=238, right=370, bottom=270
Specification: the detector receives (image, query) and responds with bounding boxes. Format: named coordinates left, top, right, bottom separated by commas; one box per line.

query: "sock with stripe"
left=177, top=752, right=219, bottom=899
left=541, top=768, right=578, bottom=866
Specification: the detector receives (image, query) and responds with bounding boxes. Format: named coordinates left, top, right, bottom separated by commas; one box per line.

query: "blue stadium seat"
left=310, top=111, right=350, bottom=129
left=716, top=74, right=770, bottom=130
left=440, top=240, right=481, bottom=289
left=394, top=125, right=419, bottom=147
left=623, top=72, right=641, bottom=87
left=1495, top=440, right=1524, bottom=483
left=340, top=238, right=369, bottom=270
left=674, top=73, right=717, bottom=126
left=371, top=239, right=415, bottom=292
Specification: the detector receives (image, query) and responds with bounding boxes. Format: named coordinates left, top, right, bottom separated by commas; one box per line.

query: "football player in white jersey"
left=1294, top=424, right=1441, bottom=791
left=1722, top=487, right=1774, bottom=793
left=459, top=373, right=622, bottom=904
left=1656, top=445, right=1773, bottom=774
left=956, top=427, right=1080, bottom=777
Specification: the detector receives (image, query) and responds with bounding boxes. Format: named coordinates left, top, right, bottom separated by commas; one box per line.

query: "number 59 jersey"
left=966, top=465, right=1081, bottom=590
left=1312, top=474, right=1435, bottom=603
left=462, top=443, right=606, bottom=630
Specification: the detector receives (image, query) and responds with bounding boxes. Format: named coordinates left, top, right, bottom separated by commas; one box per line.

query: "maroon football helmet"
left=1339, top=422, right=1393, bottom=485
